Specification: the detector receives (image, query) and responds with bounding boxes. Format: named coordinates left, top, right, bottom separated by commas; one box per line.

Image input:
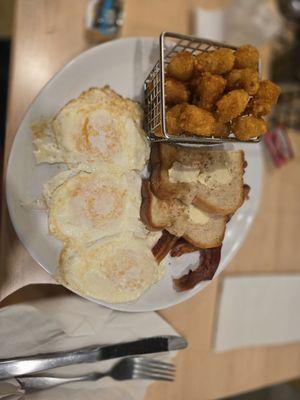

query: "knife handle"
left=0, top=345, right=100, bottom=380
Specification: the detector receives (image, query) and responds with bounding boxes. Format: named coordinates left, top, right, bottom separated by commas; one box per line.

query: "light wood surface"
left=0, top=0, right=14, bottom=38
left=1, top=1, right=300, bottom=399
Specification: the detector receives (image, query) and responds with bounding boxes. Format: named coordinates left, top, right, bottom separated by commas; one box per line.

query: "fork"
left=16, top=357, right=175, bottom=393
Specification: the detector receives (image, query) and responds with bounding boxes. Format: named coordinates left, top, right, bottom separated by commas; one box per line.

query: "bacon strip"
left=152, top=230, right=178, bottom=263
left=170, top=238, right=198, bottom=257
left=243, top=184, right=250, bottom=200
left=173, top=246, right=222, bottom=291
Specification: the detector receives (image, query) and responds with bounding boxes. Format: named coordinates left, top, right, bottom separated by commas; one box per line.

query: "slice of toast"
left=150, top=143, right=245, bottom=215
left=141, top=180, right=187, bottom=236
left=141, top=180, right=227, bottom=248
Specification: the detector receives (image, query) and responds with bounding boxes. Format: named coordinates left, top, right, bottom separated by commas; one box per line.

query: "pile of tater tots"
left=164, top=45, right=281, bottom=141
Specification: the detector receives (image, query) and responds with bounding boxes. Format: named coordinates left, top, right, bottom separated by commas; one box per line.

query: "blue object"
left=93, top=0, right=123, bottom=36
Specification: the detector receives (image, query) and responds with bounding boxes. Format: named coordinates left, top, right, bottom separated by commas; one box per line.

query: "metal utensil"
left=16, top=357, right=175, bottom=393
left=0, top=335, right=186, bottom=380
left=144, top=31, right=262, bottom=145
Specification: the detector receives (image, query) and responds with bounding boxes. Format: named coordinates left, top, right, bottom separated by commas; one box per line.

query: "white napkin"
left=192, top=6, right=228, bottom=42
left=193, top=0, right=282, bottom=46
left=214, top=275, right=300, bottom=352
left=0, top=296, right=179, bottom=399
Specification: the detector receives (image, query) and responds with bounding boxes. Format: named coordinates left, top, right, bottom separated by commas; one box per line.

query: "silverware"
left=16, top=357, right=175, bottom=393
left=0, top=335, right=187, bottom=380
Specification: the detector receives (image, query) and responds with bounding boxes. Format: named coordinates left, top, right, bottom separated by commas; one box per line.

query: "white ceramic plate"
left=6, top=37, right=263, bottom=312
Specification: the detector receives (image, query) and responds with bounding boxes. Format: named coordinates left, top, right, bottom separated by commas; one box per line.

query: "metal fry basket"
left=143, top=31, right=262, bottom=145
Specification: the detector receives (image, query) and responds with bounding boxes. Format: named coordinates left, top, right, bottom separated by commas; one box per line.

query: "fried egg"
left=47, top=170, right=142, bottom=245
left=59, top=232, right=164, bottom=303
left=32, top=87, right=149, bottom=173
left=31, top=118, right=64, bottom=164
left=31, top=86, right=164, bottom=304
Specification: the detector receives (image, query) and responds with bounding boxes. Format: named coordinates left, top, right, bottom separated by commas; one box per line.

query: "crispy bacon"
left=243, top=184, right=251, bottom=200
left=152, top=230, right=178, bottom=263
left=173, top=246, right=222, bottom=291
left=170, top=238, right=198, bottom=257
left=151, top=233, right=222, bottom=291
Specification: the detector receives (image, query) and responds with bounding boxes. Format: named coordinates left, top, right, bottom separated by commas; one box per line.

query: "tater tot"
left=195, top=48, right=234, bottom=75
left=189, top=76, right=202, bottom=92
left=193, top=99, right=214, bottom=112
left=193, top=72, right=226, bottom=110
left=232, top=116, right=267, bottom=140
left=178, top=104, right=216, bottom=136
left=158, top=43, right=277, bottom=140
left=166, top=104, right=187, bottom=135
left=167, top=51, right=194, bottom=81
left=249, top=100, right=272, bottom=117
left=234, top=44, right=259, bottom=69
left=216, top=89, right=250, bottom=123
left=165, top=78, right=190, bottom=105
left=249, top=80, right=281, bottom=116
left=226, top=68, right=259, bottom=95
left=254, top=80, right=281, bottom=104
left=213, top=121, right=230, bottom=138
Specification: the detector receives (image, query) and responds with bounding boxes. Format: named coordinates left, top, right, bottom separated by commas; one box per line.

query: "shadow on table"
left=0, top=39, right=11, bottom=216
left=224, top=380, right=300, bottom=400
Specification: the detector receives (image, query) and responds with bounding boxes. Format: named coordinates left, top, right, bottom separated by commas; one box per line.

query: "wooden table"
left=1, top=1, right=300, bottom=399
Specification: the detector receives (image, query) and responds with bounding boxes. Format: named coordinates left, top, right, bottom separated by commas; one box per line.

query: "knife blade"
left=0, top=335, right=187, bottom=380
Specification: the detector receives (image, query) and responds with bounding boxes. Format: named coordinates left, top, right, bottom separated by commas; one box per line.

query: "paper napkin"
left=0, top=295, right=179, bottom=399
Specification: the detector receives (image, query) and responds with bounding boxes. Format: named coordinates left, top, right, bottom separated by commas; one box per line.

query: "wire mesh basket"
left=143, top=31, right=262, bottom=145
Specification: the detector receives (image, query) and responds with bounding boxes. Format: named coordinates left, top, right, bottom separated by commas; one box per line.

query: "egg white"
left=31, top=86, right=164, bottom=304
left=47, top=170, right=143, bottom=245
left=31, top=87, right=149, bottom=173
left=59, top=232, right=164, bottom=303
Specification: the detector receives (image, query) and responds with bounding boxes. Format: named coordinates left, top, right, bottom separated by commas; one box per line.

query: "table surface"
left=1, top=1, right=300, bottom=399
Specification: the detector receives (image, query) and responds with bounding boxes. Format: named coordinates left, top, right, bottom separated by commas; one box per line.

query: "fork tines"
left=133, top=358, right=175, bottom=381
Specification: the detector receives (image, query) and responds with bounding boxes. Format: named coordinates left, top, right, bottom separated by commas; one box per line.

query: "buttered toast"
left=141, top=180, right=227, bottom=248
left=150, top=143, right=245, bottom=215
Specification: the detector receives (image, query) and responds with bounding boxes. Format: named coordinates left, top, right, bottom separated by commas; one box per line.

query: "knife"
left=0, top=335, right=187, bottom=380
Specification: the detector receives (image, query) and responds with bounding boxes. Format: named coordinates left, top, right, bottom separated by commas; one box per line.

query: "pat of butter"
left=168, top=162, right=199, bottom=183
left=187, top=205, right=210, bottom=225
left=168, top=162, right=232, bottom=186
left=198, top=168, right=232, bottom=185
